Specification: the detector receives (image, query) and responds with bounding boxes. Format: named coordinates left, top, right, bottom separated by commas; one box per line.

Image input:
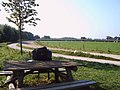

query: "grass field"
left=36, top=41, right=120, bottom=55
left=17, top=43, right=120, bottom=61
left=0, top=43, right=120, bottom=90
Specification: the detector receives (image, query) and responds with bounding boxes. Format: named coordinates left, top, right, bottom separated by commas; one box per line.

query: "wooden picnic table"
left=3, top=60, right=80, bottom=88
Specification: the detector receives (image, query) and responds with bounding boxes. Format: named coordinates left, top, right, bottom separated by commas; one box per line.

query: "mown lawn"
left=72, top=60, right=120, bottom=90
left=52, top=57, right=120, bottom=90
left=0, top=43, right=120, bottom=90
left=36, top=41, right=120, bottom=55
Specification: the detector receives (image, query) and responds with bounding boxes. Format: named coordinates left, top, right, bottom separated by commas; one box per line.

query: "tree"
left=22, top=31, right=34, bottom=40
left=42, top=35, right=51, bottom=39
left=81, top=37, right=86, bottom=40
left=2, top=0, right=40, bottom=55
left=106, top=36, right=113, bottom=41
left=34, top=35, right=40, bottom=40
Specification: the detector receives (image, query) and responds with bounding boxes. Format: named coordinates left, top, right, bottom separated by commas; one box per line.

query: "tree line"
left=0, top=24, right=37, bottom=43
left=38, top=36, right=120, bottom=42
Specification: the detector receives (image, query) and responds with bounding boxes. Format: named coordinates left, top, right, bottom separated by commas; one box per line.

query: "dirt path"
left=8, top=41, right=120, bottom=66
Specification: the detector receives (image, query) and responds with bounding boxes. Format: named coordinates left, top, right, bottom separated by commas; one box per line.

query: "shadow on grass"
left=53, top=57, right=120, bottom=90
left=53, top=56, right=119, bottom=70
left=75, top=60, right=119, bottom=71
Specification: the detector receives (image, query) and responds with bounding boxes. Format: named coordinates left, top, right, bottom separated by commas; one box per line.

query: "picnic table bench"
left=19, top=80, right=96, bottom=90
left=0, top=71, right=13, bottom=76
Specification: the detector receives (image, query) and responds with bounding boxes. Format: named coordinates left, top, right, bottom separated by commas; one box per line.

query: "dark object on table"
left=32, top=47, right=52, bottom=61
left=31, top=47, right=52, bottom=80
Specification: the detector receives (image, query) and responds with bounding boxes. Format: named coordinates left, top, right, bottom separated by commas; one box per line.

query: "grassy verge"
left=52, top=50, right=120, bottom=61
left=16, top=44, right=34, bottom=50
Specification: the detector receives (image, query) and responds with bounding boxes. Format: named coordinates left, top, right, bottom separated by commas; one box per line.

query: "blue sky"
left=0, top=0, right=120, bottom=39
left=72, top=0, right=120, bottom=38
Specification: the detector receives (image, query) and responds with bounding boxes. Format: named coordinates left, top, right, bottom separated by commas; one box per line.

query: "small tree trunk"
left=19, top=10, right=23, bottom=55
left=19, top=28, right=23, bottom=55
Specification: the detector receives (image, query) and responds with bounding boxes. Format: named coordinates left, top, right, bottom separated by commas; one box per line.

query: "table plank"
left=4, top=60, right=79, bottom=71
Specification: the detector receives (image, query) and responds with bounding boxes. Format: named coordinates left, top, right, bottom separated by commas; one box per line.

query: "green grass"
left=74, top=61, right=120, bottom=90
left=53, top=57, right=120, bottom=90
left=36, top=41, right=120, bottom=55
left=52, top=50, right=120, bottom=61
left=0, top=43, right=120, bottom=90
left=16, top=44, right=34, bottom=50
left=0, top=43, right=31, bottom=70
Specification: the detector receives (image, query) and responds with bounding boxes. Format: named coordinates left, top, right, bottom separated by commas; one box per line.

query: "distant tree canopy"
left=0, top=24, right=36, bottom=43
left=34, top=35, right=40, bottom=39
left=42, top=35, right=51, bottom=39
left=106, top=36, right=120, bottom=42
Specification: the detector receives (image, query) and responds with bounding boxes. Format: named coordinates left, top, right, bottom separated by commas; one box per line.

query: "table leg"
left=65, top=67, right=74, bottom=81
left=13, top=70, right=24, bottom=88
left=54, top=68, right=59, bottom=83
left=17, top=70, right=24, bottom=88
left=12, top=71, right=17, bottom=87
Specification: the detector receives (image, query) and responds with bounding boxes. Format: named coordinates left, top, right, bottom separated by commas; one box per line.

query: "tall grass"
left=0, top=43, right=31, bottom=70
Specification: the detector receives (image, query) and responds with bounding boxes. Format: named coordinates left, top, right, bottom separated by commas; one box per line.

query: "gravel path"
left=8, top=41, right=120, bottom=66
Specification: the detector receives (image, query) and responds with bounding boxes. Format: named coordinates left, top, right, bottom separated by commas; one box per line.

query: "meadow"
left=36, top=41, right=120, bottom=55
left=0, top=43, right=120, bottom=90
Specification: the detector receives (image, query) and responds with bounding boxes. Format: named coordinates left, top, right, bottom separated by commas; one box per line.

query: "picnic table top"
left=3, top=60, right=79, bottom=71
